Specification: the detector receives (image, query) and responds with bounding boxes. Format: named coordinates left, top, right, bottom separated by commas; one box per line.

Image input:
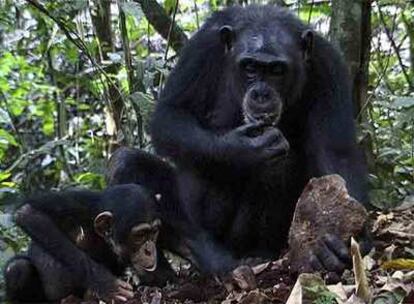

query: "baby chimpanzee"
left=4, top=184, right=161, bottom=303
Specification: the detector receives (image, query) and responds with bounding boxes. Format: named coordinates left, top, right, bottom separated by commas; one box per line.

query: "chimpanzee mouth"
left=134, top=261, right=157, bottom=272
left=143, top=262, right=157, bottom=272
left=244, top=107, right=281, bottom=125
left=132, top=250, right=158, bottom=272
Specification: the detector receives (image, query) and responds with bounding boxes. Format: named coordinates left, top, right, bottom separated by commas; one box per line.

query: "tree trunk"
left=90, top=0, right=124, bottom=150
left=329, top=0, right=370, bottom=118
left=329, top=0, right=374, bottom=172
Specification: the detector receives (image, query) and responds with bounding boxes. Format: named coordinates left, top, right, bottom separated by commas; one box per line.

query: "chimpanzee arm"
left=304, top=41, right=368, bottom=204
left=186, top=230, right=237, bottom=274
left=15, top=203, right=117, bottom=296
left=151, top=105, right=224, bottom=170
left=151, top=103, right=285, bottom=176
left=150, top=28, right=282, bottom=173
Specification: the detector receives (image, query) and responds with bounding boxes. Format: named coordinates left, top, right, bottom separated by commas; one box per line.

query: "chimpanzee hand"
left=222, top=265, right=257, bottom=292
left=106, top=279, right=134, bottom=303
left=85, top=261, right=134, bottom=302
left=221, top=122, right=289, bottom=168
left=309, top=233, right=350, bottom=275
left=309, top=231, right=372, bottom=281
left=85, top=279, right=133, bottom=303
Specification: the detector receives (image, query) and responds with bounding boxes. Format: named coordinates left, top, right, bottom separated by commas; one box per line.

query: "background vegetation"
left=0, top=0, right=413, bottom=299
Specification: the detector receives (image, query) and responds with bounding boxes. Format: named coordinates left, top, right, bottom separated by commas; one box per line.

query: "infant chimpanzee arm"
left=15, top=193, right=118, bottom=298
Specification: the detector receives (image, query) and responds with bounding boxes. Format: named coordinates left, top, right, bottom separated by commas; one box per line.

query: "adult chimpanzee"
left=150, top=5, right=368, bottom=274
left=4, top=184, right=162, bottom=303
left=107, top=147, right=256, bottom=290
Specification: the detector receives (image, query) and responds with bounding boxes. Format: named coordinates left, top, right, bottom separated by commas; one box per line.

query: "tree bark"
left=329, top=0, right=371, bottom=119
left=134, top=0, right=188, bottom=53
left=329, top=0, right=374, bottom=171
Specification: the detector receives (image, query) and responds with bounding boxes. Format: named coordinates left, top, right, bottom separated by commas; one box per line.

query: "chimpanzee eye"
left=131, top=230, right=147, bottom=243
left=269, top=62, right=287, bottom=76
left=243, top=62, right=257, bottom=77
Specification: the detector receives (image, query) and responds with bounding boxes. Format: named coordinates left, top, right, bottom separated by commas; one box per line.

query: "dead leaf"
left=344, top=294, right=365, bottom=304
left=239, top=290, right=271, bottom=304
left=351, top=237, right=371, bottom=302
left=381, top=259, right=414, bottom=270
left=326, top=283, right=350, bottom=302
left=252, top=262, right=271, bottom=275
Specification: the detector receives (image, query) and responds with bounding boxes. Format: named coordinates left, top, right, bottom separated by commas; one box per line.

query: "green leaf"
left=0, top=129, right=18, bottom=146
left=164, top=0, right=177, bottom=14
left=394, top=97, right=414, bottom=108
left=0, top=171, right=11, bottom=182
left=75, top=172, right=105, bottom=189
left=0, top=108, right=11, bottom=125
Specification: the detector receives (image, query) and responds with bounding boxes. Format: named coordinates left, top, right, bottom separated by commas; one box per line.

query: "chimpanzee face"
left=94, top=211, right=161, bottom=272
left=239, top=53, right=285, bottom=125
left=126, top=219, right=161, bottom=272
left=219, top=24, right=313, bottom=125
left=94, top=184, right=162, bottom=272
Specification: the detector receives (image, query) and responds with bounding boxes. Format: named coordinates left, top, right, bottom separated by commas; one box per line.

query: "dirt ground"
left=63, top=200, right=414, bottom=304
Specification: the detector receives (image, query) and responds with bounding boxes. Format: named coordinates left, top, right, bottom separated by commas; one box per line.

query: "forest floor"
left=67, top=199, right=414, bottom=304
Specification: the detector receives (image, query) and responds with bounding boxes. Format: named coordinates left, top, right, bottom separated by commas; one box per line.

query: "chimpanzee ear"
left=219, top=25, right=234, bottom=52
left=301, top=29, right=314, bottom=62
left=94, top=211, right=113, bottom=238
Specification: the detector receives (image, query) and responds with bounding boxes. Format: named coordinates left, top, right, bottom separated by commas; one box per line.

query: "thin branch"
left=118, top=0, right=144, bottom=148
left=377, top=3, right=413, bottom=90
left=164, top=0, right=179, bottom=62
left=25, top=0, right=126, bottom=107
left=156, top=0, right=180, bottom=98
left=307, top=0, right=314, bottom=24
left=194, top=0, right=200, bottom=30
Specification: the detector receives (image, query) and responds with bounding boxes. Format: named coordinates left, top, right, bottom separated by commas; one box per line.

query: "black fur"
left=150, top=5, right=368, bottom=270
left=107, top=147, right=238, bottom=274
left=4, top=184, right=158, bottom=303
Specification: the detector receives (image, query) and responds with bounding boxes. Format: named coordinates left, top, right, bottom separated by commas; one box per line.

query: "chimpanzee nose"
left=251, top=89, right=259, bottom=100
left=251, top=85, right=272, bottom=103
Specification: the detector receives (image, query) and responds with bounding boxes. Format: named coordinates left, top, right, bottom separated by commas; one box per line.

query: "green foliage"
left=303, top=285, right=338, bottom=304
left=0, top=0, right=413, bottom=296
left=367, top=95, right=414, bottom=208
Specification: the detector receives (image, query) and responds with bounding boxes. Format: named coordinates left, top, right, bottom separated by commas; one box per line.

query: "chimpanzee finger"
left=263, top=138, right=290, bottom=159
left=115, top=295, right=128, bottom=302
left=114, top=280, right=134, bottom=300
left=251, top=128, right=280, bottom=148
left=323, top=233, right=351, bottom=264
left=316, top=241, right=346, bottom=273
left=309, top=250, right=324, bottom=271
left=263, top=147, right=287, bottom=161
left=117, top=287, right=134, bottom=299
left=117, top=279, right=133, bottom=291
left=235, top=121, right=264, bottom=135
left=262, top=127, right=283, bottom=141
